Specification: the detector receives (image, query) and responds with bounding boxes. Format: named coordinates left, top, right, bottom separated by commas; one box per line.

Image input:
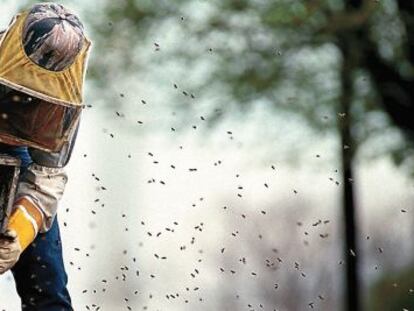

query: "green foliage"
left=82, top=0, right=414, bottom=169
left=369, top=264, right=414, bottom=310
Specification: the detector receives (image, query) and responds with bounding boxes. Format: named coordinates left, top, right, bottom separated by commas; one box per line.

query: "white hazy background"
left=1, top=1, right=414, bottom=310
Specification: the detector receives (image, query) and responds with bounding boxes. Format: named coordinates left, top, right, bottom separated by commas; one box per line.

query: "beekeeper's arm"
left=0, top=124, right=79, bottom=274
left=7, top=122, right=80, bottom=251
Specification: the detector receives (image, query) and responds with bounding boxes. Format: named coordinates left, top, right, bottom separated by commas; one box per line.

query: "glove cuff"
left=7, top=197, right=43, bottom=251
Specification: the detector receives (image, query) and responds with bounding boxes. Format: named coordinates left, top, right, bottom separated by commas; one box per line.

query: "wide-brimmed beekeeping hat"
left=0, top=3, right=92, bottom=152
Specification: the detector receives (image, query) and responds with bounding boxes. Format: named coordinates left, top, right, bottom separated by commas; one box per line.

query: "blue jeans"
left=0, top=145, right=72, bottom=310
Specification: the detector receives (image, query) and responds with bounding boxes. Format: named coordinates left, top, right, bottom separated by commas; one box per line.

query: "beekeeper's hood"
left=0, top=3, right=91, bottom=153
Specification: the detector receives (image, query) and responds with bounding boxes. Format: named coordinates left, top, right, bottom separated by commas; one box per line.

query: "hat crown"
left=22, top=3, right=85, bottom=71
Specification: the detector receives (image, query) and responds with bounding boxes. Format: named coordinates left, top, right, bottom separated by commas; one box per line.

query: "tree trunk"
left=338, top=36, right=360, bottom=311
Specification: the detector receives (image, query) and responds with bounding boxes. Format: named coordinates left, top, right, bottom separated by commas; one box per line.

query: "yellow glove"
left=6, top=197, right=44, bottom=252
left=0, top=230, right=21, bottom=274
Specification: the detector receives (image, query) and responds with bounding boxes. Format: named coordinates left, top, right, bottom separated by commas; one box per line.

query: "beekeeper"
left=0, top=3, right=91, bottom=310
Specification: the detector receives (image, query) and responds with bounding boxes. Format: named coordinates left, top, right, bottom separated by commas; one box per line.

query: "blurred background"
left=1, top=0, right=414, bottom=310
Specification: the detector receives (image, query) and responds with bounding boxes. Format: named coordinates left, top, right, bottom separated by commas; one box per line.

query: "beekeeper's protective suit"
left=0, top=3, right=91, bottom=310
